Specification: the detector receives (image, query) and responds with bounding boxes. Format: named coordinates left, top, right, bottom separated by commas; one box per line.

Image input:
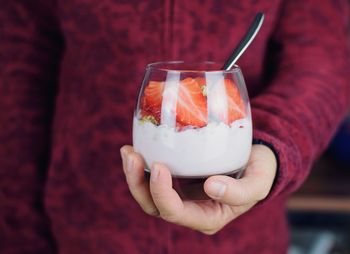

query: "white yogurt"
left=133, top=117, right=252, bottom=177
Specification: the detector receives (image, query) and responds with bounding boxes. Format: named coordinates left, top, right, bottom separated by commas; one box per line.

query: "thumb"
left=204, top=144, right=277, bottom=206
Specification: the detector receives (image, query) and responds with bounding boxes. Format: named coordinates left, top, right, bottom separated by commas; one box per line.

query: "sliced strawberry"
left=194, top=77, right=206, bottom=86
left=208, top=79, right=245, bottom=124
left=143, top=81, right=164, bottom=108
left=225, top=79, right=245, bottom=123
left=176, top=77, right=208, bottom=127
left=194, top=77, right=208, bottom=96
left=141, top=81, right=165, bottom=124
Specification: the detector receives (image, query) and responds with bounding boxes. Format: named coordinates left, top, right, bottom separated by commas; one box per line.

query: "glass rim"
left=146, top=61, right=241, bottom=74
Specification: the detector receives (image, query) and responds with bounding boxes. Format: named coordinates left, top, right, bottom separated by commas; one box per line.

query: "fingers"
left=120, top=144, right=277, bottom=235
left=120, top=146, right=159, bottom=216
left=149, top=163, right=184, bottom=222
left=148, top=164, right=235, bottom=234
left=120, top=145, right=133, bottom=174
left=204, top=144, right=277, bottom=206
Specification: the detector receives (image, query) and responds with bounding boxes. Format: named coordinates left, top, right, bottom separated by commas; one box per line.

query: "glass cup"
left=133, top=61, right=252, bottom=200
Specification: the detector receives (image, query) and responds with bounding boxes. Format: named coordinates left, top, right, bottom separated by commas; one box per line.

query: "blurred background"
left=288, top=113, right=350, bottom=253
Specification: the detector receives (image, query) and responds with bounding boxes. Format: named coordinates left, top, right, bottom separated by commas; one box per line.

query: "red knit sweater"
left=0, top=1, right=349, bottom=253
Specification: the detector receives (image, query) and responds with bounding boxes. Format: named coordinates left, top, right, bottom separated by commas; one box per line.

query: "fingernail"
left=127, top=155, right=134, bottom=173
left=151, top=164, right=160, bottom=182
left=120, top=147, right=126, bottom=160
left=208, top=181, right=226, bottom=198
left=149, top=208, right=160, bottom=217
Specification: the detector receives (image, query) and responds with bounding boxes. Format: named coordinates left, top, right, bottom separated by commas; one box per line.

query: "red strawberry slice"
left=143, top=81, right=164, bottom=108
left=194, top=77, right=206, bottom=86
left=141, top=81, right=164, bottom=124
left=208, top=79, right=245, bottom=124
left=176, top=77, right=208, bottom=127
left=225, top=79, right=245, bottom=123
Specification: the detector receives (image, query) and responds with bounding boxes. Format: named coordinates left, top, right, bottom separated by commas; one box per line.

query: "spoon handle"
left=222, top=12, right=265, bottom=70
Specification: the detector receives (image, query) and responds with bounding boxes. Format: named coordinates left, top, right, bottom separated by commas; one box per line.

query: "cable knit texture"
left=0, top=0, right=349, bottom=253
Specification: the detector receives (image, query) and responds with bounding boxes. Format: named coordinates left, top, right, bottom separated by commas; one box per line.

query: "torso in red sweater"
left=0, top=1, right=349, bottom=253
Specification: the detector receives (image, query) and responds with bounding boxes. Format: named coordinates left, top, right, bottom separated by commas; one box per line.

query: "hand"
left=120, top=144, right=277, bottom=234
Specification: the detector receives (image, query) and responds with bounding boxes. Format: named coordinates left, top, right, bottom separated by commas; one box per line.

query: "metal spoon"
left=222, top=12, right=265, bottom=70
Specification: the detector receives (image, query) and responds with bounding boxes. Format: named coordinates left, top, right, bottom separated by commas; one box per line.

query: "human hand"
left=120, top=144, right=277, bottom=234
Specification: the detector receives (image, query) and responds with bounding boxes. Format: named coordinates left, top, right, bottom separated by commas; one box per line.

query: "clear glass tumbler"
left=133, top=61, right=252, bottom=200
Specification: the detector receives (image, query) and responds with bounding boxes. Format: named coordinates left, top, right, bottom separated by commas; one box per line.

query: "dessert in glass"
left=133, top=61, right=252, bottom=200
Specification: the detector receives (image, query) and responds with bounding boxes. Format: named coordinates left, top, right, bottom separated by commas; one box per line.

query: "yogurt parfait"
left=133, top=62, right=252, bottom=199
